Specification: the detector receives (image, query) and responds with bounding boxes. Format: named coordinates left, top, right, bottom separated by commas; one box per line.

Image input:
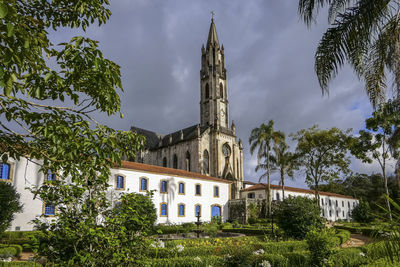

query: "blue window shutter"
left=212, top=206, right=221, bottom=217
left=179, top=183, right=184, bottom=194
left=196, top=205, right=201, bottom=216
left=117, top=176, right=124, bottom=189
left=162, top=181, right=167, bottom=192
left=45, top=204, right=55, bottom=215
left=1, top=163, right=10, bottom=180
left=214, top=186, right=219, bottom=197
left=179, top=205, right=184, bottom=216
left=141, top=178, right=147, bottom=190
left=161, top=204, right=167, bottom=215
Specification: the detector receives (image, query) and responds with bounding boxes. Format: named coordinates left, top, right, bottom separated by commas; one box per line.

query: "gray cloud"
left=49, top=1, right=388, bottom=188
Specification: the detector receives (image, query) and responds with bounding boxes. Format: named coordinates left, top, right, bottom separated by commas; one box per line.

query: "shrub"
left=306, top=228, right=337, bottom=267
left=0, top=263, right=40, bottom=267
left=283, top=251, right=310, bottom=267
left=138, top=255, right=224, bottom=266
left=275, top=196, right=324, bottom=239
left=221, top=228, right=269, bottom=235
left=201, top=222, right=219, bottom=237
left=332, top=248, right=369, bottom=267
left=352, top=199, right=374, bottom=223
left=249, top=253, right=289, bottom=267
left=335, top=229, right=351, bottom=245
left=0, top=244, right=22, bottom=256
left=0, top=246, right=18, bottom=258
left=0, top=182, right=23, bottom=234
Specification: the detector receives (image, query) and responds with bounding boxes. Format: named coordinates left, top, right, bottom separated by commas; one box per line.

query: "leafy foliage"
left=275, top=196, right=324, bottom=239
left=351, top=199, right=374, bottom=223
left=298, top=0, right=400, bottom=107
left=0, top=182, right=22, bottom=234
left=0, top=0, right=148, bottom=265
left=306, top=228, right=337, bottom=267
left=292, top=126, right=352, bottom=202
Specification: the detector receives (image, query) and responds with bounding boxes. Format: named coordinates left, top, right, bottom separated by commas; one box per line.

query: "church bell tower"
left=200, top=18, right=229, bottom=128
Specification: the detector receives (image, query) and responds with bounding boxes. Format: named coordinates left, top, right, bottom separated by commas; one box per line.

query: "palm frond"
left=298, top=0, right=331, bottom=26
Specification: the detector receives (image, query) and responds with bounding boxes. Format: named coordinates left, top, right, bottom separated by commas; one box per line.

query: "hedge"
left=332, top=248, right=369, bottom=267
left=138, top=255, right=224, bottom=266
left=360, top=258, right=400, bottom=267
left=0, top=244, right=23, bottom=257
left=249, top=254, right=289, bottom=267
left=221, top=228, right=269, bottom=235
left=0, top=263, right=40, bottom=267
left=335, top=229, right=351, bottom=245
left=283, top=251, right=309, bottom=267
left=334, top=225, right=383, bottom=238
left=0, top=247, right=18, bottom=258
left=258, top=241, right=308, bottom=254
left=0, top=232, right=37, bottom=240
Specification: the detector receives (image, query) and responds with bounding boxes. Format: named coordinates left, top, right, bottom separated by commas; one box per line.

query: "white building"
left=241, top=183, right=358, bottom=222
left=0, top=158, right=231, bottom=231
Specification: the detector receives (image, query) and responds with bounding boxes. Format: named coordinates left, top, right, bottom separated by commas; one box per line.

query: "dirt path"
left=14, top=251, right=34, bottom=261
left=341, top=234, right=373, bottom=248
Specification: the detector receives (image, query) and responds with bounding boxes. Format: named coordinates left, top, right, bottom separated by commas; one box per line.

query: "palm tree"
left=249, top=120, right=284, bottom=216
left=273, top=141, right=297, bottom=200
left=298, top=0, right=400, bottom=107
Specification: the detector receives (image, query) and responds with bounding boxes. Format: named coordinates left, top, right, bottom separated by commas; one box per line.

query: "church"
left=131, top=18, right=244, bottom=199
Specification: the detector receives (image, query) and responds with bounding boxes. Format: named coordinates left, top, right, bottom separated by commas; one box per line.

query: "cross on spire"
left=211, top=11, right=215, bottom=20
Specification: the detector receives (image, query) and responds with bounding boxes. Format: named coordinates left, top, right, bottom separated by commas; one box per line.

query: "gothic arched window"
left=173, top=154, right=178, bottom=169
left=162, top=157, right=167, bottom=167
left=185, top=151, right=191, bottom=171
left=203, top=150, right=209, bottom=174
left=205, top=83, right=209, bottom=99
left=219, top=83, right=223, bottom=98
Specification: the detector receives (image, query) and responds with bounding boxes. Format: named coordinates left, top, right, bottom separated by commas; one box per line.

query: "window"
left=160, top=203, right=168, bottom=216
left=248, top=193, right=255, bottom=199
left=348, top=202, right=350, bottom=208
left=342, top=211, right=345, bottom=217
left=44, top=204, right=56, bottom=216
left=178, top=182, right=185, bottom=195
left=336, top=210, right=339, bottom=217
left=276, top=192, right=280, bottom=201
left=160, top=180, right=168, bottom=193
left=162, top=157, right=167, bottom=167
left=178, top=203, right=185, bottom=217
left=114, top=201, right=122, bottom=209
left=335, top=200, right=338, bottom=207
left=214, top=186, right=219, bottom=197
left=203, top=150, right=209, bottom=174
left=47, top=170, right=57, bottom=181
left=219, top=83, right=224, bottom=98
left=329, top=210, right=332, bottom=217
left=185, top=151, right=191, bottom=171
left=205, top=83, right=209, bottom=99
left=140, top=177, right=148, bottom=191
left=329, top=199, right=332, bottom=206
left=321, top=198, right=324, bottom=205
left=211, top=205, right=221, bottom=218
left=342, top=201, right=344, bottom=207
left=0, top=163, right=11, bottom=181
left=173, top=154, right=178, bottom=169
left=195, top=204, right=201, bottom=216
left=195, top=184, right=201, bottom=196
left=115, top=175, right=125, bottom=190
left=353, top=202, right=355, bottom=208
left=322, top=210, right=325, bottom=216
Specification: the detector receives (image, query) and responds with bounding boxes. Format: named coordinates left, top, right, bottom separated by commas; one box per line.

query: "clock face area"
left=222, top=143, right=231, bottom=157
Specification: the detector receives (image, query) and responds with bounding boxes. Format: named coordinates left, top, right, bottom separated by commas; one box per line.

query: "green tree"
left=350, top=106, right=400, bottom=220
left=306, top=228, right=337, bottom=267
left=0, top=182, right=22, bottom=233
left=351, top=199, right=374, bottom=223
left=249, top=120, right=284, bottom=216
left=298, top=0, right=400, bottom=107
left=275, top=196, right=324, bottom=239
left=292, top=126, right=352, bottom=204
left=273, top=138, right=297, bottom=199
left=0, top=1, right=145, bottom=265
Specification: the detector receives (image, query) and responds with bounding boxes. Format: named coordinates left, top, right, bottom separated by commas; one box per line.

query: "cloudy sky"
left=51, top=0, right=393, bottom=188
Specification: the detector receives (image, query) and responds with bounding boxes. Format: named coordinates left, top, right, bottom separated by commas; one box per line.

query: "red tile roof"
left=241, top=183, right=357, bottom=199
left=115, top=161, right=232, bottom=184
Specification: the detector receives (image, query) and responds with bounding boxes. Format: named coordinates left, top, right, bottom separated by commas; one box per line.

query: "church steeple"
left=200, top=18, right=229, bottom=128
left=207, top=18, right=219, bottom=48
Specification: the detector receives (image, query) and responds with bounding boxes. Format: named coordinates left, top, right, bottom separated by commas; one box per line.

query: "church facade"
left=132, top=19, right=244, bottom=199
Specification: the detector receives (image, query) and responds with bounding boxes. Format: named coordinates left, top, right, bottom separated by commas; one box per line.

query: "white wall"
left=4, top=157, right=230, bottom=231
left=110, top=168, right=230, bottom=224
left=241, top=187, right=359, bottom=222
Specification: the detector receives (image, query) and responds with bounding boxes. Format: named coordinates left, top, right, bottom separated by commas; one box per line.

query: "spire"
left=207, top=18, right=219, bottom=48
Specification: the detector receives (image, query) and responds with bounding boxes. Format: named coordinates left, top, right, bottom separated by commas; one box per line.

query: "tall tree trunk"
left=315, top=180, right=320, bottom=207
left=281, top=168, right=285, bottom=200
left=267, top=146, right=271, bottom=217
left=382, top=141, right=392, bottom=221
